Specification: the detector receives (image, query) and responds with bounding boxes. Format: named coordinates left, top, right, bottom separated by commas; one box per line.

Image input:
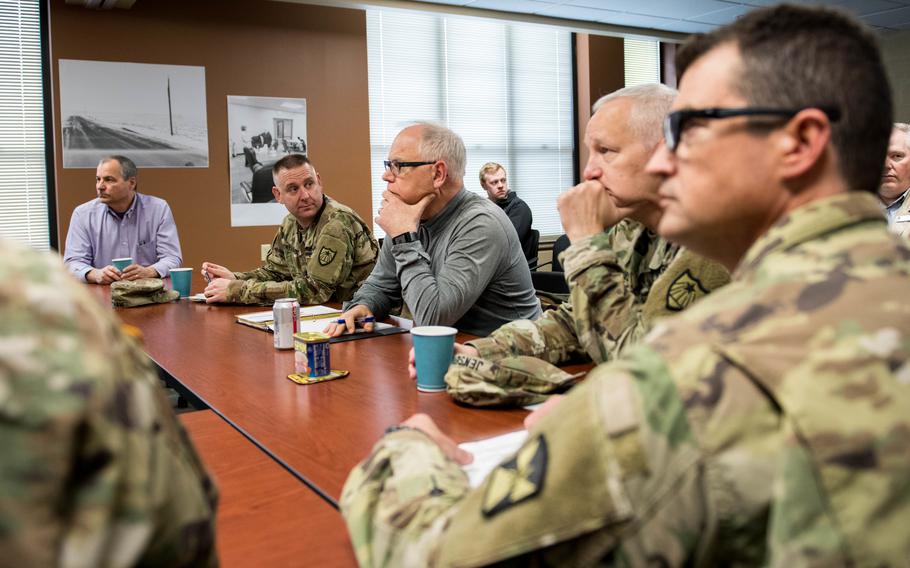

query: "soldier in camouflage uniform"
left=467, top=219, right=729, bottom=366
left=341, top=5, right=910, bottom=566
left=202, top=154, right=378, bottom=305
left=433, top=86, right=728, bottom=405
left=0, top=238, right=217, bottom=566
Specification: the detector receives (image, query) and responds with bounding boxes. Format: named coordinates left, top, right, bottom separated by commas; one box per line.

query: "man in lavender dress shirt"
left=63, top=155, right=182, bottom=285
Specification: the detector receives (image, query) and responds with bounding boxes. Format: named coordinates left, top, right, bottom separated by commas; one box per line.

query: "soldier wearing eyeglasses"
left=326, top=122, right=541, bottom=337
left=340, top=5, right=910, bottom=566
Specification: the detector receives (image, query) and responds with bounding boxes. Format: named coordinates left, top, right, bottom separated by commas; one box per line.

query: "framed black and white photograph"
left=58, top=60, right=209, bottom=168
left=227, top=95, right=308, bottom=227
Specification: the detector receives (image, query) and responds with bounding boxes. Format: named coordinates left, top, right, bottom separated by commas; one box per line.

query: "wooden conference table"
left=89, top=280, right=532, bottom=504
left=180, top=410, right=357, bottom=567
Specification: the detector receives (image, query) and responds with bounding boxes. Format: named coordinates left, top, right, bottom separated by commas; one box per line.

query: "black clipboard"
left=328, top=326, right=408, bottom=343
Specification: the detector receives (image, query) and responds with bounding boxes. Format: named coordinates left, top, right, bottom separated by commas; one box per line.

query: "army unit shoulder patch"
left=482, top=435, right=548, bottom=517
left=666, top=269, right=709, bottom=311
left=318, top=246, right=337, bottom=266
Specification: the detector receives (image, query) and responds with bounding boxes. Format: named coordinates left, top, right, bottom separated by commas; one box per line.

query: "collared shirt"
left=63, top=193, right=182, bottom=280
left=883, top=187, right=910, bottom=224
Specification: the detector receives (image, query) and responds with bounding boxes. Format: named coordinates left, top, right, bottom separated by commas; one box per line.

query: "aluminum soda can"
left=273, top=298, right=299, bottom=350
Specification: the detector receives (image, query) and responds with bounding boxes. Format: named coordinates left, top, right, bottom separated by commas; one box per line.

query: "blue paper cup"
left=411, top=326, right=458, bottom=392
left=112, top=257, right=132, bottom=271
left=170, top=268, right=193, bottom=298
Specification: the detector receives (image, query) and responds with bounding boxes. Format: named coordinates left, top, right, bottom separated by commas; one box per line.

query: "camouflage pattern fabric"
left=0, top=239, right=218, bottom=566
left=111, top=278, right=180, bottom=308
left=459, top=220, right=729, bottom=407
left=467, top=219, right=730, bottom=366
left=444, top=354, right=585, bottom=407
left=340, top=192, right=910, bottom=566
left=228, top=196, right=378, bottom=305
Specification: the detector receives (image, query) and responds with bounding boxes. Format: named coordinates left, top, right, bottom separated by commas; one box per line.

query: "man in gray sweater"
left=325, top=122, right=540, bottom=337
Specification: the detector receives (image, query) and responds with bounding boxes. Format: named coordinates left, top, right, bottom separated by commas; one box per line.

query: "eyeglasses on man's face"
left=383, top=160, right=436, bottom=177
left=663, top=106, right=842, bottom=152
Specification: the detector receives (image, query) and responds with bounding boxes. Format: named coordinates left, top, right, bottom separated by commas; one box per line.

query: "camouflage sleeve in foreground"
left=465, top=301, right=584, bottom=365
left=340, top=346, right=708, bottom=567
left=340, top=429, right=471, bottom=567
left=0, top=242, right=218, bottom=567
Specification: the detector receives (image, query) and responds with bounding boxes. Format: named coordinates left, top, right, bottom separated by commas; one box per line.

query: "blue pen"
left=336, top=316, right=375, bottom=326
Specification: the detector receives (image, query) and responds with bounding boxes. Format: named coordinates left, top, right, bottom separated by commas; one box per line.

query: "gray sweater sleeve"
left=345, top=239, right=402, bottom=319
left=393, top=210, right=508, bottom=327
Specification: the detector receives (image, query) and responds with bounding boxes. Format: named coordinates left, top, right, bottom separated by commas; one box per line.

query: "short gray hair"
left=99, top=155, right=138, bottom=180
left=895, top=123, right=910, bottom=149
left=592, top=84, right=677, bottom=148
left=413, top=121, right=466, bottom=182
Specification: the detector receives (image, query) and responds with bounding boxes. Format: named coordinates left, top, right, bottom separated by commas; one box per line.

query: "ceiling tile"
left=468, top=0, right=557, bottom=12
left=725, top=0, right=902, bottom=11
left=534, top=3, right=618, bottom=19
left=689, top=4, right=753, bottom=24
left=827, top=0, right=904, bottom=15
left=539, top=3, right=716, bottom=31
left=415, top=0, right=475, bottom=5
left=567, top=0, right=731, bottom=19
left=862, top=6, right=910, bottom=25
left=405, top=0, right=910, bottom=35
left=720, top=0, right=785, bottom=6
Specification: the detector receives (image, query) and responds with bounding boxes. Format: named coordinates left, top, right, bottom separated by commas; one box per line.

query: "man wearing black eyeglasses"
left=326, top=122, right=540, bottom=337
left=340, top=5, right=910, bottom=567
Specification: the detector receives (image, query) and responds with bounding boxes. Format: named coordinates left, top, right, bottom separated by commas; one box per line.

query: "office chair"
left=530, top=233, right=570, bottom=307
left=536, top=233, right=570, bottom=272
left=531, top=270, right=570, bottom=308
left=526, top=229, right=540, bottom=271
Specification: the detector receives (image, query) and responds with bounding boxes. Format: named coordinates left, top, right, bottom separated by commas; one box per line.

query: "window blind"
left=367, top=10, right=574, bottom=237
left=624, top=38, right=661, bottom=86
left=0, top=0, right=49, bottom=250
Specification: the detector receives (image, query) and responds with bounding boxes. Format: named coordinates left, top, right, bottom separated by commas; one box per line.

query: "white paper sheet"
left=237, top=305, right=342, bottom=324
left=459, top=430, right=528, bottom=488
left=271, top=317, right=395, bottom=334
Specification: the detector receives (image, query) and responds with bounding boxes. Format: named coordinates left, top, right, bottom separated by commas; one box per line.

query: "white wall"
left=882, top=30, right=910, bottom=122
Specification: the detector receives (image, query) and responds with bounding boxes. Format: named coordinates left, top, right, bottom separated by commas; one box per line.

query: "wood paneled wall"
left=49, top=0, right=371, bottom=271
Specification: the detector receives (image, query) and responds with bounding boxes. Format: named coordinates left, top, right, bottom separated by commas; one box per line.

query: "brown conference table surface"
left=180, top=410, right=356, bottom=567
left=90, top=280, right=533, bottom=504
